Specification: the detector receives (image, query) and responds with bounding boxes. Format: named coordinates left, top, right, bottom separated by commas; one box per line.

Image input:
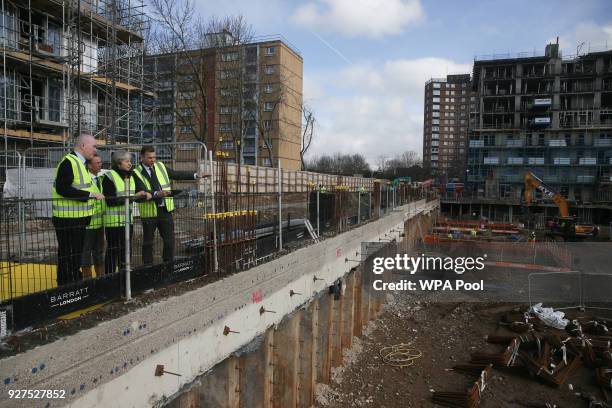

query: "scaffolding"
left=0, top=0, right=154, bottom=163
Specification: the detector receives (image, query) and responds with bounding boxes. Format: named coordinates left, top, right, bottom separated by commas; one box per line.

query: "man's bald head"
left=74, top=134, right=97, bottom=160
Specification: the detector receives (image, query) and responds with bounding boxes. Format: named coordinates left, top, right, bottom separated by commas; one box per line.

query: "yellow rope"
left=379, top=343, right=423, bottom=367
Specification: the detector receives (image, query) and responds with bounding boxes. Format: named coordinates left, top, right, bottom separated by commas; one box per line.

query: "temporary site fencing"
left=0, top=144, right=432, bottom=335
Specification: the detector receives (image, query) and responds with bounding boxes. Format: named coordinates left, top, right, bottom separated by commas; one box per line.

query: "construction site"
left=0, top=2, right=610, bottom=408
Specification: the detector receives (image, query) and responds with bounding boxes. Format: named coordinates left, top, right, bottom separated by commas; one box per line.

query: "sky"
left=176, top=0, right=612, bottom=165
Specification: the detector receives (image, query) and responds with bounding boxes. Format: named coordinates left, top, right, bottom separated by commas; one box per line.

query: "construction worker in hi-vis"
left=133, top=145, right=208, bottom=266
left=51, top=134, right=104, bottom=286
left=102, top=150, right=150, bottom=275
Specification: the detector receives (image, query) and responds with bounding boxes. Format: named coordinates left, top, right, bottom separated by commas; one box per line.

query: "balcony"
left=506, top=139, right=523, bottom=147
left=531, top=98, right=552, bottom=108
left=507, top=157, right=524, bottom=165
left=594, top=139, right=612, bottom=147
left=483, top=157, right=499, bottom=165
left=469, top=140, right=484, bottom=148
left=577, top=175, right=596, bottom=183
left=553, top=158, right=570, bottom=165
left=548, top=139, right=567, bottom=147
left=528, top=157, right=545, bottom=165
left=530, top=117, right=551, bottom=127
left=578, top=157, right=597, bottom=165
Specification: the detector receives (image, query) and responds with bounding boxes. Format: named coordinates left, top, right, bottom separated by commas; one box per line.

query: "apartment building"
left=423, top=74, right=471, bottom=179
left=144, top=35, right=303, bottom=170
left=467, top=42, right=612, bottom=203
left=0, top=0, right=150, bottom=155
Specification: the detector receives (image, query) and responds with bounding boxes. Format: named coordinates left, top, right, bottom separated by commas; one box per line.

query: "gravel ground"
left=314, top=268, right=611, bottom=408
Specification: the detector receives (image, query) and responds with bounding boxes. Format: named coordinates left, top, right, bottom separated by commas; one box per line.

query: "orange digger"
left=523, top=171, right=598, bottom=240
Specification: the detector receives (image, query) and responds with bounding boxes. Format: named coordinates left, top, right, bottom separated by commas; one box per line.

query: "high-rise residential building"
left=144, top=35, right=303, bottom=170
left=0, top=0, right=150, bottom=152
left=467, top=43, right=612, bottom=203
left=423, top=74, right=472, bottom=180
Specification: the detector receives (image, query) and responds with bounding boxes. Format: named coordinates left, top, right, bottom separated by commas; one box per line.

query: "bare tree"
left=149, top=0, right=254, bottom=154
left=300, top=104, right=315, bottom=170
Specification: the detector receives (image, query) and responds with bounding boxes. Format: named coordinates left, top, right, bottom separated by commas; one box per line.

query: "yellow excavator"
left=523, top=171, right=598, bottom=240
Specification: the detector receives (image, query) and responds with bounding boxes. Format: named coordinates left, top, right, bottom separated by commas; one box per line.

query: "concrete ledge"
left=0, top=200, right=438, bottom=408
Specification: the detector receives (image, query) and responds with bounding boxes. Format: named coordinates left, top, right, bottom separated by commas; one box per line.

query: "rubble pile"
left=431, top=306, right=611, bottom=407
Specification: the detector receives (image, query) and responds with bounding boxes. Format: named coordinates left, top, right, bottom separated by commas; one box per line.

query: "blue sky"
left=186, top=0, right=612, bottom=164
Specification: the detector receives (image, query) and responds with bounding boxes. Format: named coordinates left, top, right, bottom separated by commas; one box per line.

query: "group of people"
left=52, top=134, right=208, bottom=286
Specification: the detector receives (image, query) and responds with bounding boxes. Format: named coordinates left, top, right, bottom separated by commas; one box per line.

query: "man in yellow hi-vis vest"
left=133, top=145, right=209, bottom=266
left=52, top=134, right=104, bottom=285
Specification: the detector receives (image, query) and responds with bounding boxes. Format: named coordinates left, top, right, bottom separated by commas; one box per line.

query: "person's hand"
left=91, top=192, right=104, bottom=200
left=144, top=192, right=152, bottom=200
left=135, top=191, right=147, bottom=198
left=155, top=190, right=171, bottom=197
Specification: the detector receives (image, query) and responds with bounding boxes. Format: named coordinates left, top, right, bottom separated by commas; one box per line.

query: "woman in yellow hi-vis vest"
left=52, top=134, right=104, bottom=286
left=102, top=151, right=151, bottom=276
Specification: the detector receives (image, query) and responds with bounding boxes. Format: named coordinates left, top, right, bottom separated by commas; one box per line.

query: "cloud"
left=305, top=57, right=471, bottom=166
left=291, top=0, right=424, bottom=39
left=553, top=21, right=612, bottom=55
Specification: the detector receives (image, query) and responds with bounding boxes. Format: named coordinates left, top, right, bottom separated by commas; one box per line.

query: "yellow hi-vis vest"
left=86, top=173, right=105, bottom=230
left=103, top=170, right=135, bottom=228
left=51, top=154, right=95, bottom=218
left=132, top=162, right=175, bottom=218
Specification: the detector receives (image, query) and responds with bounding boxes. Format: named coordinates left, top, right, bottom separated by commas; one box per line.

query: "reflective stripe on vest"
left=103, top=170, right=135, bottom=227
left=87, top=174, right=105, bottom=230
left=51, top=154, right=95, bottom=218
left=133, top=162, right=174, bottom=218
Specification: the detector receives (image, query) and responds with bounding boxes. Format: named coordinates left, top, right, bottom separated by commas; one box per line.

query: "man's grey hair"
left=111, top=150, right=132, bottom=166
left=74, top=133, right=95, bottom=148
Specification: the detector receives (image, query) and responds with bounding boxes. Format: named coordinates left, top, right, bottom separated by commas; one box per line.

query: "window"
left=220, top=140, right=234, bottom=150
left=433, top=83, right=441, bottom=89
left=220, top=70, right=238, bottom=79
left=264, top=120, right=273, bottom=130
left=433, top=90, right=440, bottom=96
left=432, top=111, right=440, bottom=118
left=263, top=157, right=272, bottom=167
left=432, top=119, right=440, bottom=125
left=180, top=108, right=194, bottom=116
left=433, top=104, right=440, bottom=111
left=264, top=84, right=274, bottom=94
left=220, top=88, right=238, bottom=97
left=220, top=106, right=239, bottom=114
left=264, top=102, right=274, bottom=111
left=180, top=126, right=190, bottom=133
left=265, top=65, right=275, bottom=75
left=219, top=123, right=233, bottom=132
left=432, top=97, right=440, bottom=103
left=221, top=52, right=239, bottom=62
left=181, top=91, right=195, bottom=100
left=265, top=47, right=276, bottom=56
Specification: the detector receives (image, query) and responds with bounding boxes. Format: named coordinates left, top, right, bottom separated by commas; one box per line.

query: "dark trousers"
left=105, top=226, right=133, bottom=275
left=53, top=216, right=90, bottom=286
left=142, top=209, right=174, bottom=265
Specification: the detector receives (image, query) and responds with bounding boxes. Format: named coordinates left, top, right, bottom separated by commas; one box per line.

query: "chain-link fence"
left=528, top=271, right=612, bottom=310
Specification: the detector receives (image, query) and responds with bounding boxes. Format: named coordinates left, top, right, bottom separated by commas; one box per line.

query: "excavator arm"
left=524, top=172, right=568, bottom=217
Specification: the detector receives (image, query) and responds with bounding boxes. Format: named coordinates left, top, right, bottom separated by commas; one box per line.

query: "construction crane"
left=523, top=171, right=598, bottom=240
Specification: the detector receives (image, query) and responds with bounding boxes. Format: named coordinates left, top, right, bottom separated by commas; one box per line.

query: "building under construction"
left=467, top=42, right=612, bottom=204
left=0, top=0, right=152, bottom=156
